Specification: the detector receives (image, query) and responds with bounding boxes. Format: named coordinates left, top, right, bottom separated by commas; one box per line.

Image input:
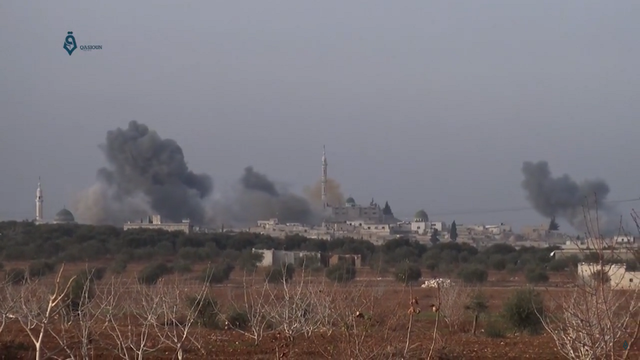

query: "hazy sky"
left=2, top=1, right=640, bottom=232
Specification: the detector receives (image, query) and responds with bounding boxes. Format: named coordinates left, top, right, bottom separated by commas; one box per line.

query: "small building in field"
left=252, top=249, right=322, bottom=267
left=329, top=254, right=362, bottom=268
left=577, top=262, right=640, bottom=290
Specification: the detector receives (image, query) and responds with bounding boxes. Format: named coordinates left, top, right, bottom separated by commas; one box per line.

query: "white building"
left=252, top=249, right=322, bottom=267
left=124, top=215, right=193, bottom=234
left=577, top=262, right=640, bottom=289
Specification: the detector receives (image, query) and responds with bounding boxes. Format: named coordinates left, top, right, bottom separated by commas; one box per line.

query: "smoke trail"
left=521, top=161, right=619, bottom=235
left=74, top=121, right=213, bottom=225
left=303, top=178, right=345, bottom=207
left=212, top=167, right=318, bottom=226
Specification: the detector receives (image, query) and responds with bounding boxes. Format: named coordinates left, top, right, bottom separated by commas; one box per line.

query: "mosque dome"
left=414, top=210, right=429, bottom=222
left=345, top=197, right=356, bottom=206
left=54, top=208, right=75, bottom=223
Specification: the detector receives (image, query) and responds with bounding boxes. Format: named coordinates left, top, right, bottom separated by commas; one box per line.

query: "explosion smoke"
left=75, top=121, right=213, bottom=225
left=212, top=166, right=317, bottom=226
left=521, top=161, right=619, bottom=235
left=303, top=178, right=345, bottom=207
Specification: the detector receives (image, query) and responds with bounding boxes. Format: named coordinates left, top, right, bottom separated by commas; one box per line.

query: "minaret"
left=36, top=177, right=43, bottom=222
left=321, top=145, right=328, bottom=208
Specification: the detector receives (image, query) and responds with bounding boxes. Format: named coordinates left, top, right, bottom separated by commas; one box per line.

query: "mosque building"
left=33, top=178, right=77, bottom=225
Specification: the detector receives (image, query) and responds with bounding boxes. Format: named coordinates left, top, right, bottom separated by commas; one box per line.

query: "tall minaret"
left=35, top=177, right=43, bottom=222
left=321, top=145, right=327, bottom=208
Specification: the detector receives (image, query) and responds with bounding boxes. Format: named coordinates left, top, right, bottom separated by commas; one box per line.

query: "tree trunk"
left=472, top=314, right=478, bottom=336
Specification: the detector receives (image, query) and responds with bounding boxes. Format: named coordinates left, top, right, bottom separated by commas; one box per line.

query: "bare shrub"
left=152, top=278, right=210, bottom=360
left=99, top=277, right=164, bottom=359
left=14, top=265, right=76, bottom=360
left=226, top=272, right=272, bottom=344
left=438, top=282, right=472, bottom=332
left=540, top=200, right=640, bottom=360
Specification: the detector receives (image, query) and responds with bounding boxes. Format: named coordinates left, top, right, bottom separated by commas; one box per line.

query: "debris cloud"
left=75, top=121, right=213, bottom=225
left=521, top=160, right=619, bottom=235
left=303, top=178, right=345, bottom=207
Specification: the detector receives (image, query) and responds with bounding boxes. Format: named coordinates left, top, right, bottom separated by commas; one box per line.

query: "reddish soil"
left=1, top=262, right=637, bottom=359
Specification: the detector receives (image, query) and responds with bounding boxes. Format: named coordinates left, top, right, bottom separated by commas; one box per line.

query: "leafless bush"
left=438, top=282, right=472, bottom=332
left=540, top=200, right=640, bottom=360
left=262, top=265, right=325, bottom=340
left=99, top=277, right=164, bottom=359
left=14, top=264, right=76, bottom=360
left=226, top=272, right=273, bottom=344
left=152, top=278, right=209, bottom=360
left=0, top=279, right=18, bottom=336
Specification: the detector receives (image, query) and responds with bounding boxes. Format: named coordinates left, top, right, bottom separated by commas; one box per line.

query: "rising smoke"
left=211, top=166, right=318, bottom=226
left=521, top=160, right=620, bottom=235
left=303, top=178, right=345, bottom=207
left=75, top=121, right=213, bottom=225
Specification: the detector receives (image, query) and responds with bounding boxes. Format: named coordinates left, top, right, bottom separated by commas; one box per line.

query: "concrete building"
left=329, top=254, right=362, bottom=268
left=578, top=263, right=640, bottom=289
left=329, top=197, right=390, bottom=223
left=248, top=219, right=332, bottom=240
left=551, top=248, right=637, bottom=261
left=252, top=249, right=322, bottom=267
left=124, top=215, right=193, bottom=234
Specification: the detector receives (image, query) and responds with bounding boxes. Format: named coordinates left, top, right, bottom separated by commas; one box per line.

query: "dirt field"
left=1, top=262, right=637, bottom=359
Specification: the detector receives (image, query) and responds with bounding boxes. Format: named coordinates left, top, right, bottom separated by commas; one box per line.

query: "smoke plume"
left=521, top=161, right=619, bottom=235
left=212, top=166, right=317, bottom=226
left=75, top=121, right=213, bottom=225
left=303, top=178, right=345, bottom=207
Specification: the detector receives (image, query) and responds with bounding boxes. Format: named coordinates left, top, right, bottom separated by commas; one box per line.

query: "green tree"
left=430, top=229, right=440, bottom=245
left=394, top=262, right=422, bottom=285
left=137, top=262, right=173, bottom=285
left=525, top=268, right=549, bottom=284
left=465, top=290, right=488, bottom=336
left=449, top=221, right=458, bottom=242
left=265, top=263, right=295, bottom=284
left=457, top=266, right=488, bottom=284
left=382, top=201, right=394, bottom=216
left=237, top=249, right=263, bottom=272
left=502, top=287, right=544, bottom=334
left=325, top=262, right=357, bottom=283
left=202, top=262, right=235, bottom=285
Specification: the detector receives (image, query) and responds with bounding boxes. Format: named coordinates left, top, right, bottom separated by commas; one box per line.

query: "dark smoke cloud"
left=241, top=166, right=279, bottom=196
left=521, top=161, right=619, bottom=235
left=75, top=121, right=213, bottom=225
left=212, top=167, right=318, bottom=226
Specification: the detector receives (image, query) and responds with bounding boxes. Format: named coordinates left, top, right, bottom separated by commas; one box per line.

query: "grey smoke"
left=241, top=166, right=279, bottom=196
left=75, top=121, right=213, bottom=225
left=212, top=166, right=318, bottom=226
left=521, top=161, right=619, bottom=235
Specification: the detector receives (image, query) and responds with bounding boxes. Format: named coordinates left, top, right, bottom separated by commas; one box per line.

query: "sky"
left=1, top=0, right=640, bottom=232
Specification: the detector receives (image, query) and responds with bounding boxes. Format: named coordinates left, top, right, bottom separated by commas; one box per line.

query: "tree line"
left=1, top=220, right=629, bottom=284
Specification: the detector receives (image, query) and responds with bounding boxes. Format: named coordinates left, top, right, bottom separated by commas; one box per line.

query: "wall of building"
left=252, top=249, right=322, bottom=267
left=578, top=263, right=640, bottom=289
left=123, top=222, right=192, bottom=234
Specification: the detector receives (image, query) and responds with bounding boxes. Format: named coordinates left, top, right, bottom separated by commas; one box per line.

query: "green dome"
left=346, top=197, right=356, bottom=205
left=414, top=210, right=428, bottom=221
left=54, top=208, right=75, bottom=223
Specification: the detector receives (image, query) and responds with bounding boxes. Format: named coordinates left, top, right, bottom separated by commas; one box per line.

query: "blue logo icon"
left=64, top=31, right=77, bottom=55
left=623, top=340, right=629, bottom=350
